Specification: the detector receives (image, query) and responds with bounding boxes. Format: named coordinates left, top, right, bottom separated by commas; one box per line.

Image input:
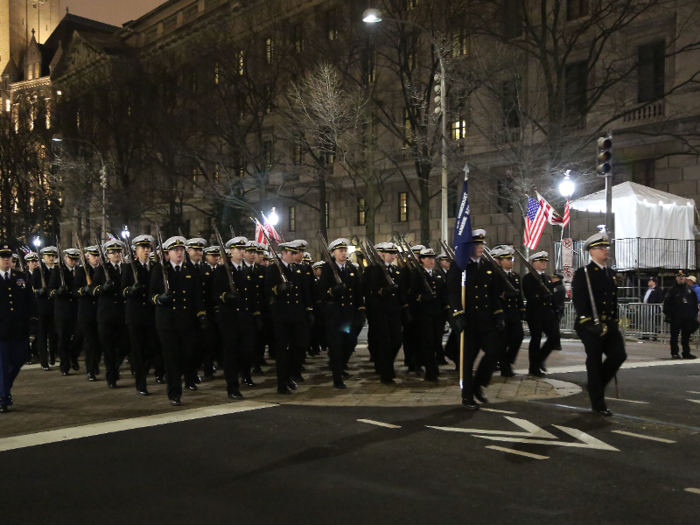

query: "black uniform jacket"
left=0, top=269, right=37, bottom=340
left=31, top=264, right=55, bottom=316
left=522, top=271, right=556, bottom=321
left=319, top=259, right=365, bottom=318
left=411, top=266, right=449, bottom=317
left=502, top=270, right=525, bottom=324
left=265, top=261, right=313, bottom=323
left=90, top=262, right=126, bottom=323
left=447, top=259, right=504, bottom=330
left=200, top=263, right=217, bottom=318
left=663, top=283, right=699, bottom=323
left=49, top=264, right=78, bottom=320
left=212, top=263, right=260, bottom=325
left=74, top=265, right=98, bottom=322
left=149, top=261, right=206, bottom=331
left=365, top=264, right=407, bottom=313
left=572, top=262, right=619, bottom=329
left=121, top=261, right=156, bottom=327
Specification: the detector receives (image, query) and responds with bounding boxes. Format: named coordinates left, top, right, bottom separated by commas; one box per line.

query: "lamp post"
left=558, top=170, right=576, bottom=296
left=52, top=134, right=108, bottom=242
left=268, top=207, right=279, bottom=226
left=558, top=170, right=575, bottom=238
left=33, top=236, right=41, bottom=251
left=363, top=8, right=450, bottom=242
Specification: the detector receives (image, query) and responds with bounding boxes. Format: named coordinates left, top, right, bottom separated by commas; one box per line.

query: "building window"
left=34, top=64, right=40, bottom=79
left=266, top=37, right=275, bottom=64
left=5, top=99, right=10, bottom=112
left=452, top=27, right=468, bottom=56
left=398, top=192, right=408, bottom=222
left=407, top=36, right=418, bottom=70
left=631, top=159, right=655, bottom=187
left=237, top=50, right=245, bottom=75
left=497, top=179, right=514, bottom=212
left=265, top=85, right=273, bottom=114
left=403, top=108, right=412, bottom=143
left=407, top=0, right=419, bottom=9
left=503, top=0, right=523, bottom=39
left=327, top=9, right=338, bottom=41
left=214, top=164, right=220, bottom=183
left=235, top=153, right=245, bottom=178
left=293, top=24, right=304, bottom=53
left=263, top=141, right=273, bottom=168
left=325, top=202, right=330, bottom=228
left=567, top=0, right=588, bottom=20
left=236, top=92, right=245, bottom=121
left=503, top=80, right=520, bottom=128
left=450, top=119, right=467, bottom=140
left=323, top=146, right=336, bottom=165
left=214, top=62, right=219, bottom=85
left=448, top=182, right=458, bottom=218
left=564, top=61, right=587, bottom=124
left=358, top=198, right=366, bottom=226
left=638, top=41, right=665, bottom=103
left=288, top=206, right=296, bottom=232
left=363, top=48, right=376, bottom=85
left=293, top=144, right=305, bottom=165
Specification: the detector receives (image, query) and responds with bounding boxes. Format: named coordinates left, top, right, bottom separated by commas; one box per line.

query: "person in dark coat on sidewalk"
left=663, top=270, right=698, bottom=359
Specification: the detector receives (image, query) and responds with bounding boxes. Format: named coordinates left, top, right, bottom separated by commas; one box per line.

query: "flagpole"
left=459, top=166, right=468, bottom=391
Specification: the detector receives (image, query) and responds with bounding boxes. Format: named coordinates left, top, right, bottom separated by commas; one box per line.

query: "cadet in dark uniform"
left=150, top=236, right=207, bottom=406
left=663, top=270, right=699, bottom=359
left=448, top=230, right=504, bottom=409
left=212, top=236, right=261, bottom=399
left=290, top=240, right=314, bottom=380
left=75, top=246, right=101, bottom=381
left=32, top=246, right=58, bottom=370
left=522, top=251, right=560, bottom=377
left=254, top=249, right=275, bottom=369
left=310, top=262, right=327, bottom=356
left=90, top=239, right=130, bottom=388
left=23, top=251, right=40, bottom=364
left=244, top=241, right=266, bottom=375
left=319, top=238, right=365, bottom=388
left=265, top=242, right=313, bottom=394
left=186, top=237, right=208, bottom=386
left=411, top=247, right=449, bottom=382
left=201, top=246, right=221, bottom=378
left=573, top=232, right=627, bottom=416
left=0, top=243, right=37, bottom=413
left=49, top=248, right=81, bottom=375
left=491, top=246, right=524, bottom=377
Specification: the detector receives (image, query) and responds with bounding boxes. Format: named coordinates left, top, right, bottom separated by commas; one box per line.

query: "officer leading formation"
left=0, top=228, right=687, bottom=415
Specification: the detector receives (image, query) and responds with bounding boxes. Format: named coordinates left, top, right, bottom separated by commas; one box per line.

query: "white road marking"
left=687, top=399, right=700, bottom=405
left=516, top=358, right=700, bottom=375
left=357, top=419, right=401, bottom=429
left=687, top=391, right=700, bottom=395
left=481, top=408, right=517, bottom=415
left=611, top=430, right=676, bottom=443
left=607, top=398, right=649, bottom=405
left=685, top=488, right=700, bottom=495
left=428, top=417, right=557, bottom=439
left=486, top=446, right=548, bottom=460
left=0, top=402, right=276, bottom=453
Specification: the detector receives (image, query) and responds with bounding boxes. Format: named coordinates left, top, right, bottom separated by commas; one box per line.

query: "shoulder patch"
left=487, top=271, right=492, bottom=274
left=350, top=273, right=355, bottom=277
left=186, top=274, right=192, bottom=278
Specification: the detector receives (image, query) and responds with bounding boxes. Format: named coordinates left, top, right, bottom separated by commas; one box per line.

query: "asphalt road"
left=1, top=363, right=699, bottom=525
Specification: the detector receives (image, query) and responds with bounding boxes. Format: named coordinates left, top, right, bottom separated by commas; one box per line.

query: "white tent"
left=569, top=181, right=697, bottom=270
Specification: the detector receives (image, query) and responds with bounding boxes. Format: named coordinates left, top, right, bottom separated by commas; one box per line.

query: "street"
left=1, top=338, right=699, bottom=525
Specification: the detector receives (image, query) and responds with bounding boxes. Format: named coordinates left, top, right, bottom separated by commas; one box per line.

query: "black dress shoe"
left=61, top=371, right=69, bottom=377
left=462, top=399, right=479, bottom=410
left=474, top=387, right=488, bottom=404
left=138, top=389, right=151, bottom=396
left=187, top=384, right=198, bottom=391
left=436, top=359, right=449, bottom=366
left=0, top=405, right=8, bottom=413
left=170, top=398, right=182, bottom=406
left=242, top=378, right=256, bottom=387
left=424, top=376, right=439, bottom=383
left=252, top=366, right=264, bottom=375
left=107, top=382, right=118, bottom=389
left=228, top=390, right=244, bottom=400
left=333, top=381, right=347, bottom=389
left=260, top=359, right=269, bottom=366
left=87, top=373, right=97, bottom=381
left=71, top=361, right=80, bottom=371
left=540, top=362, right=548, bottom=373
left=683, top=353, right=697, bottom=360
left=195, top=375, right=202, bottom=384
left=49, top=357, right=56, bottom=366
left=593, top=407, right=613, bottom=417
left=156, top=376, right=165, bottom=384
left=287, top=380, right=298, bottom=390
left=42, top=366, right=50, bottom=371
left=300, top=365, right=306, bottom=372
left=529, top=369, right=545, bottom=378
left=381, top=379, right=396, bottom=385
left=671, top=354, right=681, bottom=359
left=342, top=372, right=351, bottom=379
left=277, top=388, right=292, bottom=395
left=501, top=370, right=516, bottom=378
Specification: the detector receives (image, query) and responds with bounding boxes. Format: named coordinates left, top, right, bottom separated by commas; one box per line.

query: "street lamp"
left=268, top=207, right=279, bottom=226
left=33, top=236, right=41, bottom=250
left=121, top=225, right=130, bottom=240
left=559, top=170, right=575, bottom=199
left=52, top=133, right=108, bottom=242
left=363, top=8, right=450, bottom=242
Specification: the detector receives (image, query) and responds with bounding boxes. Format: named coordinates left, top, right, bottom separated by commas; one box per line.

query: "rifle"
left=317, top=231, right=342, bottom=285
left=15, top=250, right=25, bottom=273
left=439, top=239, right=456, bottom=262
left=123, top=230, right=140, bottom=285
left=230, top=225, right=236, bottom=239
left=154, top=223, right=170, bottom=294
left=74, top=233, right=91, bottom=286
left=214, top=225, right=237, bottom=294
left=395, top=233, right=432, bottom=296
left=482, top=246, right=518, bottom=293
left=389, top=232, right=408, bottom=269
left=365, top=238, right=396, bottom=289
left=93, top=230, right=111, bottom=284
left=251, top=218, right=288, bottom=283
left=55, top=236, right=66, bottom=288
left=178, top=228, right=191, bottom=264
left=513, top=248, right=552, bottom=295
left=36, top=247, right=47, bottom=290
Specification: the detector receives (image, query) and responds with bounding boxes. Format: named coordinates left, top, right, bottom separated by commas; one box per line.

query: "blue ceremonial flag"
left=453, top=167, right=473, bottom=271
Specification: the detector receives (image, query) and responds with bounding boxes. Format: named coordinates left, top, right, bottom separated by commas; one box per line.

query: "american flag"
left=523, top=196, right=547, bottom=249
left=536, top=192, right=563, bottom=225
left=562, top=200, right=570, bottom=227
left=256, top=213, right=284, bottom=245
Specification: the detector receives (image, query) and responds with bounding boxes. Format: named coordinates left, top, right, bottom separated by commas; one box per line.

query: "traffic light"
left=596, top=136, right=612, bottom=177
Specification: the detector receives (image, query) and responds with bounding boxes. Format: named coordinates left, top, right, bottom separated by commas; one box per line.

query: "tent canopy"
left=569, top=181, right=695, bottom=240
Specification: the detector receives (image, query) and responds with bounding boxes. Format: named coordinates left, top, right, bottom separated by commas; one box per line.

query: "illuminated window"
left=265, top=85, right=273, bottom=114
left=403, top=108, right=411, bottom=143
left=357, top=198, right=366, bottom=226
left=363, top=48, right=375, bottom=84
left=266, top=37, right=275, bottom=64
left=450, top=119, right=466, bottom=140
left=214, top=164, right=220, bottom=183
left=288, top=206, right=296, bottom=232
left=235, top=153, right=245, bottom=178
left=453, top=27, right=468, bottom=56
left=34, top=64, right=40, bottom=78
left=398, top=192, right=408, bottom=222
left=5, top=99, right=10, bottom=112
left=327, top=9, right=338, bottom=41
left=325, top=202, right=330, bottom=228
left=263, top=140, right=273, bottom=168
left=293, top=144, right=304, bottom=165
left=292, top=24, right=304, bottom=53
left=407, top=0, right=419, bottom=9
left=237, top=50, right=245, bottom=75
left=214, top=62, right=219, bottom=84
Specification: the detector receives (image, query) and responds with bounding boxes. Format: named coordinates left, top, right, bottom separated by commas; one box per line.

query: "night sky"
left=63, top=0, right=165, bottom=27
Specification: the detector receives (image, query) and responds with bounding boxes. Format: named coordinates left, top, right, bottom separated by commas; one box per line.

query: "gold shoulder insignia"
left=487, top=270, right=492, bottom=274
left=185, top=274, right=192, bottom=278
left=350, top=273, right=354, bottom=277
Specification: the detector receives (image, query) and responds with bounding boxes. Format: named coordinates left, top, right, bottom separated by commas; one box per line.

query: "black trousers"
left=220, top=323, right=255, bottom=393
left=158, top=329, right=195, bottom=400
left=370, top=308, right=402, bottom=381
left=461, top=329, right=499, bottom=401
left=403, top=310, right=420, bottom=369
left=499, top=319, right=524, bottom=374
left=670, top=320, right=694, bottom=356
left=417, top=314, right=443, bottom=380
left=291, top=318, right=311, bottom=377
left=79, top=320, right=101, bottom=376
left=326, top=311, right=358, bottom=383
left=128, top=324, right=161, bottom=392
left=576, top=325, right=627, bottom=410
left=55, top=316, right=77, bottom=374
left=527, top=314, right=560, bottom=372
left=201, top=318, right=220, bottom=376
left=310, top=308, right=326, bottom=355
left=37, top=312, right=58, bottom=368
left=273, top=317, right=308, bottom=390
left=98, top=320, right=131, bottom=385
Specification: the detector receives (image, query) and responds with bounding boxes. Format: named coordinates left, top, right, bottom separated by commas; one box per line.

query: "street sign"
left=562, top=238, right=573, bottom=268
left=563, top=267, right=574, bottom=281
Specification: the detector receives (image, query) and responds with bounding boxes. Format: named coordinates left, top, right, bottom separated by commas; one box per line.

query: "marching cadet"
left=243, top=241, right=267, bottom=374
left=150, top=236, right=207, bottom=406
left=10, top=253, right=18, bottom=270
left=663, top=270, right=699, bottom=360
left=310, top=261, right=327, bottom=356
left=32, top=246, right=59, bottom=370
left=212, top=236, right=261, bottom=399
left=303, top=252, right=313, bottom=265
left=491, top=246, right=525, bottom=377
left=411, top=247, right=449, bottom=382
left=522, top=251, right=560, bottom=377
left=90, top=239, right=131, bottom=388
left=255, top=250, right=275, bottom=365
left=122, top=235, right=162, bottom=395
left=204, top=246, right=221, bottom=269
left=402, top=245, right=424, bottom=372
left=0, top=243, right=37, bottom=413
left=25, top=252, right=39, bottom=276
left=436, top=253, right=450, bottom=278
left=186, top=237, right=208, bottom=385
left=447, top=230, right=505, bottom=410
left=24, top=251, right=40, bottom=363
left=49, top=248, right=81, bottom=375
left=265, top=241, right=313, bottom=394
left=368, top=242, right=408, bottom=384
left=75, top=246, right=101, bottom=381
left=243, top=241, right=259, bottom=269
left=291, top=240, right=314, bottom=376
left=187, top=238, right=206, bottom=271
left=319, top=239, right=365, bottom=389
left=572, top=232, right=627, bottom=416
left=201, top=246, right=221, bottom=378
